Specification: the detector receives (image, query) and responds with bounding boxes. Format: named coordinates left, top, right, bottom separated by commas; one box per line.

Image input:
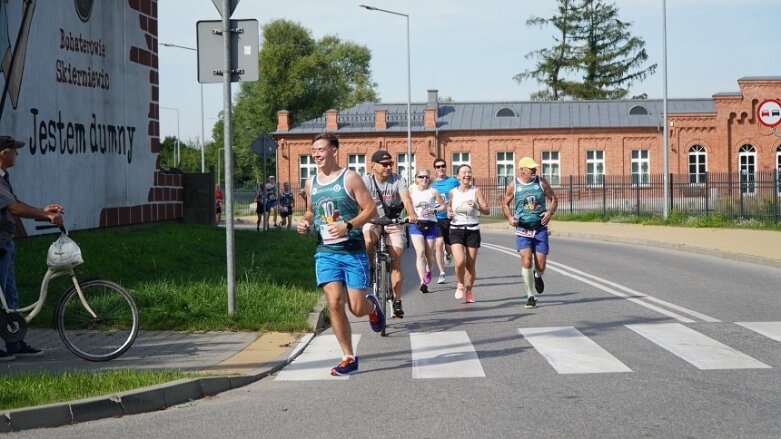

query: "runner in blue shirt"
left=431, top=158, right=460, bottom=284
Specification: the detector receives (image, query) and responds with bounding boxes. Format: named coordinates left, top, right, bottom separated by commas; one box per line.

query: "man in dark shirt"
left=0, top=135, right=64, bottom=361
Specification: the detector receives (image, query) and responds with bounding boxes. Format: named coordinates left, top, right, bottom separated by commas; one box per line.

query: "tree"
left=515, top=0, right=656, bottom=100
left=212, top=19, right=379, bottom=184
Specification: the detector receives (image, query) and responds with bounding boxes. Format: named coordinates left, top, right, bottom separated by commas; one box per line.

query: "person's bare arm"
left=539, top=176, right=558, bottom=226
left=501, top=180, right=517, bottom=226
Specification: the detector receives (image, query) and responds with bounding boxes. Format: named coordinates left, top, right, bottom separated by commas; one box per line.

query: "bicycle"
left=0, top=223, right=139, bottom=361
left=369, top=217, right=407, bottom=336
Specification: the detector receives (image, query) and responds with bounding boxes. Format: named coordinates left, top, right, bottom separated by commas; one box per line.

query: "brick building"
left=272, top=77, right=781, bottom=191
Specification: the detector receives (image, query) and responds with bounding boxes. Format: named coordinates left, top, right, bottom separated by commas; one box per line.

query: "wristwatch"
left=346, top=222, right=354, bottom=231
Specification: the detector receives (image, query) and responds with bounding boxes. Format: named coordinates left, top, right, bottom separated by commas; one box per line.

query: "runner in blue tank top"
left=501, top=157, right=558, bottom=309
left=431, top=158, right=460, bottom=284
left=297, top=133, right=384, bottom=377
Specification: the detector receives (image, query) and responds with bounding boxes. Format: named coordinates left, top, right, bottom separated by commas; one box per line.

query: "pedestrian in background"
left=278, top=181, right=294, bottom=230
left=214, top=185, right=223, bottom=224
left=448, top=164, right=489, bottom=303
left=502, top=157, right=558, bottom=309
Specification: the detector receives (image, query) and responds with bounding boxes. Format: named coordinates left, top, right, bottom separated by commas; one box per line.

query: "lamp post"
left=217, top=147, right=225, bottom=187
left=160, top=43, right=206, bottom=172
left=661, top=0, right=669, bottom=219
left=160, top=106, right=180, bottom=167
left=360, top=4, right=413, bottom=184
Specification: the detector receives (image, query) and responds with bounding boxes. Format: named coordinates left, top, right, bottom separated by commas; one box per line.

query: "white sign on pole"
left=757, top=99, right=781, bottom=128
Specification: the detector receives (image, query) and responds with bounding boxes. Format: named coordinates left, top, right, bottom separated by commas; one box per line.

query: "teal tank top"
left=311, top=169, right=365, bottom=253
left=514, top=176, right=546, bottom=230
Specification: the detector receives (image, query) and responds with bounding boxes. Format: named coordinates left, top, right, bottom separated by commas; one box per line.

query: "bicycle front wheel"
left=55, top=279, right=139, bottom=362
left=377, top=259, right=390, bottom=336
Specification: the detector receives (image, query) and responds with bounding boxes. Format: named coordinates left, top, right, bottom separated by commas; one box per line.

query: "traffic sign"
left=757, top=99, right=781, bottom=128
left=251, top=133, right=278, bottom=157
left=211, top=0, right=239, bottom=18
left=196, top=19, right=259, bottom=84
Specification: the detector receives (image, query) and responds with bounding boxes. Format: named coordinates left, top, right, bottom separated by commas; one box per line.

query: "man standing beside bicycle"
left=362, top=150, right=417, bottom=319
left=0, top=135, right=64, bottom=361
left=296, top=133, right=384, bottom=376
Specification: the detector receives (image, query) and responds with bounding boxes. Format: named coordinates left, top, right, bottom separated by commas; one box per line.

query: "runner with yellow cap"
left=501, top=156, right=558, bottom=309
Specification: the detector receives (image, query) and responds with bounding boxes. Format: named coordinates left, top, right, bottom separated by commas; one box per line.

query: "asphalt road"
left=10, top=231, right=781, bottom=438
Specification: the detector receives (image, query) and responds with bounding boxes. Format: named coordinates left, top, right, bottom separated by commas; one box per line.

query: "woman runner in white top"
left=447, top=164, right=489, bottom=303
left=408, top=168, right=446, bottom=293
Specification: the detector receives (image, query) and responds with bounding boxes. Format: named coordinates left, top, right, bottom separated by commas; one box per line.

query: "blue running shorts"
left=515, top=227, right=550, bottom=255
left=315, top=251, right=370, bottom=290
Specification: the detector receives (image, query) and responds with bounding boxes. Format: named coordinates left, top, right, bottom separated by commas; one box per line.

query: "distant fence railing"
left=226, top=171, right=781, bottom=224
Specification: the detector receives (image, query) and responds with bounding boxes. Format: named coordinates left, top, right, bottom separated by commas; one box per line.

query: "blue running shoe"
left=330, top=356, right=359, bottom=376
left=366, top=294, right=385, bottom=333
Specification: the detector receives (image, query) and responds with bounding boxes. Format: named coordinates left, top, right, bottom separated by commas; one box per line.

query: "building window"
left=496, top=152, right=515, bottom=186
left=451, top=152, right=470, bottom=176
left=495, top=107, right=517, bottom=118
left=739, top=144, right=756, bottom=194
left=631, top=149, right=650, bottom=186
left=629, top=105, right=649, bottom=115
left=397, top=153, right=416, bottom=183
left=541, top=151, right=560, bottom=186
left=688, top=145, right=707, bottom=184
left=348, top=154, right=366, bottom=176
left=586, top=150, right=604, bottom=186
left=299, top=155, right=317, bottom=189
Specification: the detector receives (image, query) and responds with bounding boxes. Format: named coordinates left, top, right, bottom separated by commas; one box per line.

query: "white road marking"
left=626, top=323, right=770, bottom=370
left=735, top=322, right=781, bottom=342
left=410, top=331, right=486, bottom=379
left=518, top=326, right=632, bottom=374
left=275, top=334, right=360, bottom=381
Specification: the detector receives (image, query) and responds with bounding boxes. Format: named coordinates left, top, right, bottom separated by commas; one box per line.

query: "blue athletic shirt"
left=432, top=176, right=459, bottom=220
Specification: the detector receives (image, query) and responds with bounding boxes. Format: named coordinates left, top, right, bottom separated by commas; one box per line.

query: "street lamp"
left=161, top=43, right=206, bottom=173
left=360, top=4, right=413, bottom=184
left=661, top=0, right=670, bottom=219
left=160, top=106, right=180, bottom=167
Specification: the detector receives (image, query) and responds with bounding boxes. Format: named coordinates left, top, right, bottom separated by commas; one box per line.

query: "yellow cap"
left=517, top=157, right=539, bottom=169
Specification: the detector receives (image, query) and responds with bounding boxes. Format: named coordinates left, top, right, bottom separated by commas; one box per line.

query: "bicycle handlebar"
left=370, top=217, right=410, bottom=227
left=34, top=218, right=67, bottom=234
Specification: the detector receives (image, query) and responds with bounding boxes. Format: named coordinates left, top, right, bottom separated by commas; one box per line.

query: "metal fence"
left=474, top=171, right=781, bottom=223
left=226, top=171, right=781, bottom=224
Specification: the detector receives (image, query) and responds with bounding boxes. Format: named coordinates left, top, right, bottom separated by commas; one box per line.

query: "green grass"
left=552, top=211, right=781, bottom=231
left=15, top=224, right=321, bottom=332
left=0, top=369, right=196, bottom=411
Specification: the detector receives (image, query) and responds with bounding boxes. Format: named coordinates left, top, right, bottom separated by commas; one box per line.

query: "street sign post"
left=251, top=134, right=278, bottom=182
left=196, top=19, right=259, bottom=84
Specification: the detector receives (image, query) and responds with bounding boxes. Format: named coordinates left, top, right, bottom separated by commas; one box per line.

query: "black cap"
left=371, top=150, right=392, bottom=163
left=0, top=136, right=24, bottom=152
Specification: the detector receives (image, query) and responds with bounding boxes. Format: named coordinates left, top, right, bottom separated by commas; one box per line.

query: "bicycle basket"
left=46, top=233, right=84, bottom=269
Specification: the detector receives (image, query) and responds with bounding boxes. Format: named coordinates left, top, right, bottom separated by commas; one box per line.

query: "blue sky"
left=157, top=0, right=780, bottom=144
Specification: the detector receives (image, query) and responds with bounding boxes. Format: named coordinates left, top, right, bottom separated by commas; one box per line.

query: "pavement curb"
left=0, top=301, right=331, bottom=433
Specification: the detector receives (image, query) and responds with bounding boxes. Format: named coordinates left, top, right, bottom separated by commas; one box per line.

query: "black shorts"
left=436, top=218, right=452, bottom=245
left=449, top=225, right=481, bottom=248
left=279, top=205, right=292, bottom=217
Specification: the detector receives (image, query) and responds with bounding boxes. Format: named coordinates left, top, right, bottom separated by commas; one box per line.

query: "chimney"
left=427, top=89, right=438, bottom=108
left=276, top=110, right=291, bottom=132
left=424, top=89, right=439, bottom=129
left=375, top=109, right=387, bottom=129
left=325, top=109, right=338, bottom=131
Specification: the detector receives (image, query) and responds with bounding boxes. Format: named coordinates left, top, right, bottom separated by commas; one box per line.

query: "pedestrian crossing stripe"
left=276, top=323, right=778, bottom=380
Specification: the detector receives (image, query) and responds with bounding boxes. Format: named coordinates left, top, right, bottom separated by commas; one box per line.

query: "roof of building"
left=276, top=98, right=716, bottom=135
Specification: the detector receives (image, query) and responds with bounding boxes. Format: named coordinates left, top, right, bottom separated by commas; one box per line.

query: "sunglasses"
left=434, top=165, right=446, bottom=169
left=377, top=162, right=394, bottom=168
left=417, top=175, right=430, bottom=179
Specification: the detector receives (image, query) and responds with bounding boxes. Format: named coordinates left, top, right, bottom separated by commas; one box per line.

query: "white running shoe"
left=437, top=272, right=446, bottom=284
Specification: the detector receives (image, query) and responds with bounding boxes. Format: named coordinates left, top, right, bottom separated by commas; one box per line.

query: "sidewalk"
left=2, top=221, right=778, bottom=431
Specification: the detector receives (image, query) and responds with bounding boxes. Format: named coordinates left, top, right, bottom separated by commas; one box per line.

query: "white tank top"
left=410, top=186, right=437, bottom=222
left=450, top=186, right=479, bottom=226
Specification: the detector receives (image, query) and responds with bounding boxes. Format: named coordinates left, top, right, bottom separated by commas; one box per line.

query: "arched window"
left=495, top=107, right=517, bottom=118
left=688, top=145, right=707, bottom=184
left=629, top=105, right=649, bottom=115
left=739, top=144, right=756, bottom=194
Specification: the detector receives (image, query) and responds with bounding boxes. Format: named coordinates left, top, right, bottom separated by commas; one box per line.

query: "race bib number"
left=320, top=221, right=348, bottom=245
left=516, top=228, right=536, bottom=238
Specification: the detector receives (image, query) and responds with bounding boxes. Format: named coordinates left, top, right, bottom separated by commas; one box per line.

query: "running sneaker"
left=444, top=253, right=453, bottom=265
left=393, top=299, right=404, bottom=318
left=330, top=356, right=359, bottom=376
left=420, top=283, right=429, bottom=294
left=437, top=272, right=446, bottom=284
left=534, top=272, right=545, bottom=294
left=366, top=294, right=386, bottom=332
left=454, top=283, right=465, bottom=300
left=0, top=350, right=15, bottom=362
left=423, top=270, right=432, bottom=285
left=465, top=290, right=475, bottom=303
left=525, top=296, right=537, bottom=309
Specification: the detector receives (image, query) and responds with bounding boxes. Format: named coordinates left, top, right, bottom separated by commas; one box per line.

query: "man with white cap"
left=501, top=156, right=558, bottom=309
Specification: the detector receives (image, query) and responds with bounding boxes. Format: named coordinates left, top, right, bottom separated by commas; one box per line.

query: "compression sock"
left=522, top=267, right=534, bottom=296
